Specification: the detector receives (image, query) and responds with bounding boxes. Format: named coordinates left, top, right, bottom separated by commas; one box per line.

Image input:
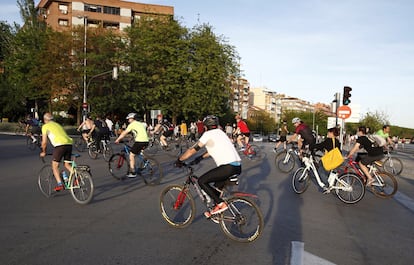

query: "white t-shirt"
left=199, top=128, right=241, bottom=166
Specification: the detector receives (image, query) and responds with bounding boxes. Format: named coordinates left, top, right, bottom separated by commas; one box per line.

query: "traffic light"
left=343, top=86, right=352, bottom=105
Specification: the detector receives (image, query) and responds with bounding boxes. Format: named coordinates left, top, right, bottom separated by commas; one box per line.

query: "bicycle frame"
left=301, top=154, right=325, bottom=187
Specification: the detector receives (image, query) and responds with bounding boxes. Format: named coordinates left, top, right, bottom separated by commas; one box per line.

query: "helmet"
left=292, top=117, right=301, bottom=124
left=203, top=115, right=219, bottom=130
left=126, top=113, right=137, bottom=120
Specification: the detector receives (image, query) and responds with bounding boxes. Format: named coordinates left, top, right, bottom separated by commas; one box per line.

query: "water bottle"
left=201, top=189, right=212, bottom=204
left=62, top=171, right=69, bottom=183
left=328, top=171, right=337, bottom=187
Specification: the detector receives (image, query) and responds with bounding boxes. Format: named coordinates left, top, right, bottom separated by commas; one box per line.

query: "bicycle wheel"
left=103, top=143, right=113, bottom=162
left=108, top=153, right=129, bottom=180
left=70, top=169, right=94, bottom=204
left=370, top=171, right=398, bottom=198
left=219, top=197, right=264, bottom=243
left=292, top=167, right=311, bottom=194
left=159, top=185, right=195, bottom=228
left=276, top=151, right=296, bottom=173
left=38, top=165, right=55, bottom=198
left=382, top=157, right=403, bottom=176
left=245, top=145, right=265, bottom=161
left=88, top=142, right=99, bottom=159
left=140, top=156, right=163, bottom=185
left=335, top=172, right=365, bottom=204
left=74, top=137, right=87, bottom=152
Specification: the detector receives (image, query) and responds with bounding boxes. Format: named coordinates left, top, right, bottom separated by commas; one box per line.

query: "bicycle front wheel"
left=335, top=172, right=365, bottom=204
left=276, top=151, right=296, bottom=173
left=108, top=153, right=129, bottom=180
left=370, top=171, right=398, bottom=198
left=292, top=167, right=311, bottom=194
left=159, top=185, right=195, bottom=228
left=70, top=169, right=94, bottom=204
left=382, top=157, right=403, bottom=176
left=140, top=156, right=163, bottom=185
left=38, top=165, right=55, bottom=198
left=220, top=197, right=264, bottom=243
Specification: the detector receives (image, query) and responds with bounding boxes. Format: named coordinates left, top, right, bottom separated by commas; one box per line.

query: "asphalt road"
left=1, top=134, right=414, bottom=265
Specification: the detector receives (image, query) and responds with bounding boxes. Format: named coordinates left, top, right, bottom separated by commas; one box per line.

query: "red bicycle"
left=337, top=157, right=397, bottom=198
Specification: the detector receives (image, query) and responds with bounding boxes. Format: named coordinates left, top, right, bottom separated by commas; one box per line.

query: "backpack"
left=367, top=134, right=386, bottom=148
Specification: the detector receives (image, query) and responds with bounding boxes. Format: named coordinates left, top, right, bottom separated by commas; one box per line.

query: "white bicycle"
left=292, top=151, right=365, bottom=204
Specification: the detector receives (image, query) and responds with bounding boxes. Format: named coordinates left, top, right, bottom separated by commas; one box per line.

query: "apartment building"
left=37, top=0, right=174, bottom=31
left=230, top=77, right=251, bottom=120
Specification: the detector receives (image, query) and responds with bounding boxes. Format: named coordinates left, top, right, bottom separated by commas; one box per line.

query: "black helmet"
left=203, top=115, right=219, bottom=130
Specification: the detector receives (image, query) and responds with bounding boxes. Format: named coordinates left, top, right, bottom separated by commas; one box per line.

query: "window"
left=84, top=4, right=102, bottom=13
left=103, top=6, right=120, bottom=15
left=59, top=4, right=68, bottom=14
left=58, top=19, right=69, bottom=26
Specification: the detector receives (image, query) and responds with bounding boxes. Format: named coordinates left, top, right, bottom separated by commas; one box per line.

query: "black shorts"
left=131, top=142, right=149, bottom=155
left=162, top=130, right=173, bottom=138
left=82, top=129, right=91, bottom=134
left=53, top=145, right=73, bottom=163
left=239, top=132, right=250, bottom=138
left=278, top=136, right=287, bottom=142
left=356, top=153, right=384, bottom=166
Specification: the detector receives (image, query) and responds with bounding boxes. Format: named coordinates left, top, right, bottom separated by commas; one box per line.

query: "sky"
left=1, top=0, right=414, bottom=128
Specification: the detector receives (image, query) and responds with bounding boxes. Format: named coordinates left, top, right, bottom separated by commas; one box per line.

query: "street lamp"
left=78, top=15, right=88, bottom=121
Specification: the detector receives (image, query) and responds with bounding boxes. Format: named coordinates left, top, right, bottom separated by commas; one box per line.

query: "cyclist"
left=25, top=114, right=41, bottom=143
left=114, top=113, right=149, bottom=178
left=288, top=117, right=316, bottom=153
left=77, top=115, right=94, bottom=144
left=89, top=115, right=110, bottom=153
left=152, top=115, right=174, bottom=148
left=39, top=112, right=73, bottom=192
left=175, top=115, right=242, bottom=218
left=375, top=124, right=393, bottom=146
left=235, top=113, right=250, bottom=151
left=346, top=126, right=384, bottom=186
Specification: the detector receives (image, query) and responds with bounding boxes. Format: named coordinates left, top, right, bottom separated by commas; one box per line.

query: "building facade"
left=37, top=0, right=174, bottom=31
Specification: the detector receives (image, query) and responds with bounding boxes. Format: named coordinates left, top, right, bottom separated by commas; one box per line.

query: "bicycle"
left=337, top=157, right=398, bottom=198
left=292, top=151, right=365, bottom=204
left=88, top=137, right=113, bottom=161
left=159, top=162, right=264, bottom=243
left=108, top=141, right=163, bottom=185
left=38, top=154, right=94, bottom=204
left=379, top=148, right=403, bottom=176
left=275, top=142, right=301, bottom=173
left=146, top=134, right=182, bottom=157
left=234, top=137, right=264, bottom=162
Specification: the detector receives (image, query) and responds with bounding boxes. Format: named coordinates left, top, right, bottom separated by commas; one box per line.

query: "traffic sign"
left=337, top=105, right=352, bottom=119
left=82, top=103, right=88, bottom=109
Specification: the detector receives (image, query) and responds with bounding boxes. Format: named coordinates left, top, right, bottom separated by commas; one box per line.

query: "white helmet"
left=292, top=117, right=301, bottom=124
left=126, top=113, right=137, bottom=120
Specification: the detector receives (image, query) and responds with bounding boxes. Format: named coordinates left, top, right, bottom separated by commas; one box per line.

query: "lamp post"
left=80, top=16, right=88, bottom=121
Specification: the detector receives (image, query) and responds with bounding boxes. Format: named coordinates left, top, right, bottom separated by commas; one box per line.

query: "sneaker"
left=54, top=184, right=64, bottom=192
left=273, top=148, right=278, bottom=153
left=32, top=138, right=37, bottom=143
left=204, top=211, right=212, bottom=219
left=239, top=147, right=245, bottom=152
left=127, top=172, right=137, bottom=178
left=210, top=202, right=228, bottom=215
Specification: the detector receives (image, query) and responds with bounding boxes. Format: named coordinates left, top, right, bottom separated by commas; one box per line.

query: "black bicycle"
left=108, top=142, right=163, bottom=185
